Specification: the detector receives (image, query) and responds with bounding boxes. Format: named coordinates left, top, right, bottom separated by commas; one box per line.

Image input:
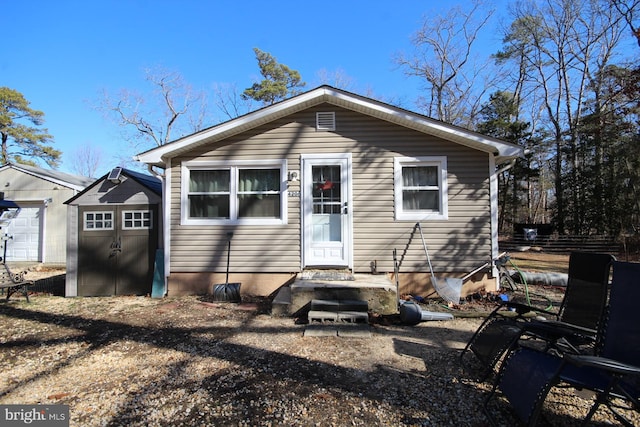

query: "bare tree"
left=612, top=0, right=640, bottom=46
left=69, top=144, right=103, bottom=178
left=394, top=0, right=498, bottom=127
left=211, top=83, right=254, bottom=121
left=98, top=66, right=209, bottom=151
left=315, top=68, right=355, bottom=90
left=499, top=0, right=629, bottom=234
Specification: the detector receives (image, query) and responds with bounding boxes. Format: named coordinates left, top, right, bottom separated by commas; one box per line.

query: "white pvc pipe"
left=513, top=270, right=568, bottom=287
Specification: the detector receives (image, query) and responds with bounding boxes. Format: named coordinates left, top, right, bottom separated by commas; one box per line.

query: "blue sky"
left=4, top=1, right=507, bottom=175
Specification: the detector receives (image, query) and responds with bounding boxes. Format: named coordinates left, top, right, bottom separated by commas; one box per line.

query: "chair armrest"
left=525, top=320, right=596, bottom=338
left=498, top=301, right=558, bottom=317
left=564, top=354, right=640, bottom=375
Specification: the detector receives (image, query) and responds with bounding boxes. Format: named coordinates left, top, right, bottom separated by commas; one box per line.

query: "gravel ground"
left=0, top=286, right=637, bottom=427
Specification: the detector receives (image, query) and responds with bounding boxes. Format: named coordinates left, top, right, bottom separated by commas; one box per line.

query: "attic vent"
left=316, top=112, right=336, bottom=131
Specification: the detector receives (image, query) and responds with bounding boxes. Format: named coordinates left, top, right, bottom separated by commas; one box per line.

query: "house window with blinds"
left=394, top=156, right=448, bottom=220
left=182, top=160, right=287, bottom=225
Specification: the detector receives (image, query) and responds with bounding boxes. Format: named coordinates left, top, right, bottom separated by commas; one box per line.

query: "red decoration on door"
left=317, top=180, right=334, bottom=190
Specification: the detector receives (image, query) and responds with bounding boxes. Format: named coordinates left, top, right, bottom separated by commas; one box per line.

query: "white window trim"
left=83, top=211, right=115, bottom=231
left=181, top=159, right=288, bottom=225
left=122, top=210, right=153, bottom=230
left=394, top=156, right=448, bottom=221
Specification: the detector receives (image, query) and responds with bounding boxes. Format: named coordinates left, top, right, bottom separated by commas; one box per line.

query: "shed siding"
left=169, top=104, right=491, bottom=275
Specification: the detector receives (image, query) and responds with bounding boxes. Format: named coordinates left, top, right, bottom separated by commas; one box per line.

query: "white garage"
left=0, top=163, right=92, bottom=263
left=5, top=203, right=43, bottom=261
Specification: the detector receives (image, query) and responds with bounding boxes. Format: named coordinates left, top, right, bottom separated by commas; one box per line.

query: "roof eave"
left=134, top=86, right=525, bottom=166
left=135, top=88, right=334, bottom=167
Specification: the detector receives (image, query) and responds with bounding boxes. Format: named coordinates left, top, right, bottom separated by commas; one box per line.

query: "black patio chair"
left=459, top=252, right=614, bottom=380
left=483, top=260, right=640, bottom=426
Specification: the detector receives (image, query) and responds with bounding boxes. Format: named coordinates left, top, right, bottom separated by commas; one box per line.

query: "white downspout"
left=147, top=163, right=170, bottom=297
left=490, top=156, right=519, bottom=291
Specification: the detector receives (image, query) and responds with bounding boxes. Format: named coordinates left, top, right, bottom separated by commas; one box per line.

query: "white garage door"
left=5, top=205, right=42, bottom=262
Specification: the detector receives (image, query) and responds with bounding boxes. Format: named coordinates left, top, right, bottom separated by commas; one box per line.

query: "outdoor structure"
left=135, top=86, right=524, bottom=304
left=0, top=163, right=93, bottom=263
left=65, top=167, right=163, bottom=297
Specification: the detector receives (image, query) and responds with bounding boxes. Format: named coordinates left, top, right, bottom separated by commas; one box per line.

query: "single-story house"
left=64, top=167, right=163, bottom=297
left=134, top=86, right=524, bottom=300
left=0, top=163, right=93, bottom=263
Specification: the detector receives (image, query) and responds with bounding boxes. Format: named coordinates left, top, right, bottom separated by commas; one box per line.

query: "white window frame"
left=181, top=159, right=288, bottom=225
left=394, top=156, right=448, bottom=221
left=122, top=210, right=153, bottom=230
left=83, top=211, right=115, bottom=231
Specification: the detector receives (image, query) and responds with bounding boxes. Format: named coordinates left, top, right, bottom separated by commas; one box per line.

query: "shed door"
left=302, top=154, right=352, bottom=268
left=5, top=203, right=43, bottom=262
left=77, top=205, right=157, bottom=296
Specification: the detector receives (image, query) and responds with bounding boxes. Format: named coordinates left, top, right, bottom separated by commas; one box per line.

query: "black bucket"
left=212, top=282, right=241, bottom=303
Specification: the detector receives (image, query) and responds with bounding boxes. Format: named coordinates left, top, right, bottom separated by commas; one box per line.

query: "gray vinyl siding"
left=169, top=104, right=492, bottom=274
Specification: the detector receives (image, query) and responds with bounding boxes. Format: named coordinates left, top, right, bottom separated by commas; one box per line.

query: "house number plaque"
left=288, top=191, right=301, bottom=197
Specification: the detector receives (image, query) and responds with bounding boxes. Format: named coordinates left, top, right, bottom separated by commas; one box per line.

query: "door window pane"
left=311, top=165, right=342, bottom=241
left=312, top=165, right=341, bottom=213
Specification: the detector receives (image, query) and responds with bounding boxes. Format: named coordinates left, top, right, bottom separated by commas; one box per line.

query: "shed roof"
left=135, top=85, right=524, bottom=167
left=0, top=163, right=93, bottom=191
left=64, top=167, right=162, bottom=205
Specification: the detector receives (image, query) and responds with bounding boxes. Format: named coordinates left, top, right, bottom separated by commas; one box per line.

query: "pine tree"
left=0, top=87, right=60, bottom=167
left=242, top=48, right=305, bottom=105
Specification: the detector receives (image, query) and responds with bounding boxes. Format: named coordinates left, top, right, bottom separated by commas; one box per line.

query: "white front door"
left=302, top=154, right=352, bottom=268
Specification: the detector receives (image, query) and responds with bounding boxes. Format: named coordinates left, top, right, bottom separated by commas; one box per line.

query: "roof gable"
left=135, top=85, right=524, bottom=166
left=64, top=167, right=162, bottom=205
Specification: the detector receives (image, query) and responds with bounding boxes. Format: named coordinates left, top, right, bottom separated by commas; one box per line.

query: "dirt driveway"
left=1, top=289, right=636, bottom=426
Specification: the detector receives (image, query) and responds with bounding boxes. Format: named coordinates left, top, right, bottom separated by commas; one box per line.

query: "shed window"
left=182, top=160, right=287, bottom=225
left=394, top=156, right=448, bottom=220
left=84, top=211, right=114, bottom=230
left=123, top=210, right=152, bottom=229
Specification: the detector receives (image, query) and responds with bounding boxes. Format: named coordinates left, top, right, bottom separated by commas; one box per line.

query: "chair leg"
left=582, top=376, right=637, bottom=427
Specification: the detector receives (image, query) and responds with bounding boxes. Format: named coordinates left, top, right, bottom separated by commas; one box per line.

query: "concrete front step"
left=307, top=310, right=370, bottom=323
left=310, top=299, right=368, bottom=312
left=303, top=324, right=372, bottom=338
left=271, top=273, right=398, bottom=317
